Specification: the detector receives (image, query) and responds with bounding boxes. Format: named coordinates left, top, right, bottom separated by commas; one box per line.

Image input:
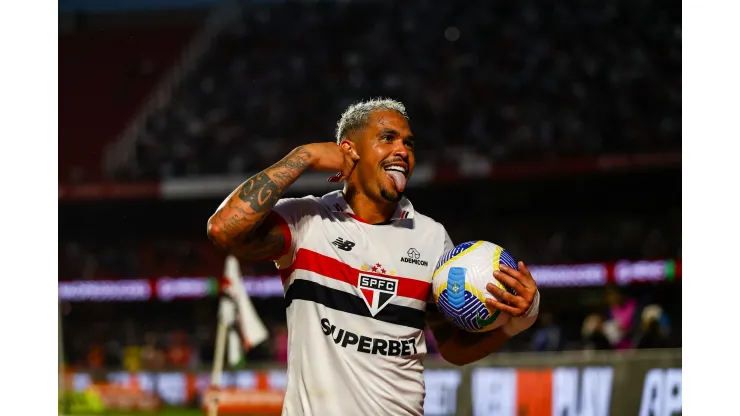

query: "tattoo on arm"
left=237, top=172, right=281, bottom=212
left=230, top=218, right=286, bottom=262
left=237, top=148, right=311, bottom=210
left=209, top=148, right=311, bottom=246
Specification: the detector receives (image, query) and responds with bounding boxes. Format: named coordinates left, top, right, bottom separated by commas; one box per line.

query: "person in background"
left=604, top=285, right=639, bottom=350
left=581, top=313, right=613, bottom=350
left=140, top=331, right=166, bottom=370
left=123, top=345, right=142, bottom=372
left=636, top=304, right=673, bottom=349
left=530, top=312, right=563, bottom=352
left=166, top=330, right=194, bottom=368
left=103, top=340, right=123, bottom=368
left=86, top=343, right=105, bottom=369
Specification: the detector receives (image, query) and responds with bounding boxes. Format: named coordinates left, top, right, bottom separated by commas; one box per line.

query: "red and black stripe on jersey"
left=281, top=248, right=430, bottom=330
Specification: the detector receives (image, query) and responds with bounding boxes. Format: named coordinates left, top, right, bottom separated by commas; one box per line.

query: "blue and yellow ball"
left=432, top=241, right=518, bottom=332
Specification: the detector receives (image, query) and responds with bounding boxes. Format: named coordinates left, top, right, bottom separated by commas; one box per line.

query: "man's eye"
left=405, top=140, right=415, bottom=149
left=381, top=135, right=393, bottom=141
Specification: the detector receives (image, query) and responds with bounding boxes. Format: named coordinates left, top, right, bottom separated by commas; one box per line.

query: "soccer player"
left=207, top=98, right=540, bottom=415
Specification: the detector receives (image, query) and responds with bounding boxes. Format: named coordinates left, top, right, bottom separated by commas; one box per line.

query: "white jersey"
left=271, top=190, right=454, bottom=416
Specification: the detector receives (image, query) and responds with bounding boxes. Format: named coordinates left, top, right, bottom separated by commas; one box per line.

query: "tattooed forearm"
left=229, top=219, right=286, bottom=262
left=237, top=172, right=281, bottom=213
left=236, top=148, right=311, bottom=208
left=207, top=147, right=311, bottom=250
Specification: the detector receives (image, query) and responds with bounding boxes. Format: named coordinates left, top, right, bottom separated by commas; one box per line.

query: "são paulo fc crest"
left=358, top=273, right=398, bottom=316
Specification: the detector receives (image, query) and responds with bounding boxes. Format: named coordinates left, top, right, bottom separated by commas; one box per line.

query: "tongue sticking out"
left=386, top=171, right=407, bottom=192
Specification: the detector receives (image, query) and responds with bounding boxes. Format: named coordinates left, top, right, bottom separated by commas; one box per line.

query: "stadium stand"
left=101, top=0, right=680, bottom=180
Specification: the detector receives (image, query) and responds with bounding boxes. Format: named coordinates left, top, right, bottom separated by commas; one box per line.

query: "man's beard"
left=380, top=186, right=403, bottom=202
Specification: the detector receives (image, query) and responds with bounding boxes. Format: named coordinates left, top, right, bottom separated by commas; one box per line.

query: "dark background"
left=59, top=0, right=681, bottom=373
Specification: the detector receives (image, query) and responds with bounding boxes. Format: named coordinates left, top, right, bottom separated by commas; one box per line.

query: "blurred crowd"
left=113, top=0, right=681, bottom=180
left=62, top=298, right=287, bottom=371
left=65, top=324, right=292, bottom=372
left=529, top=285, right=677, bottom=353
left=61, top=284, right=678, bottom=371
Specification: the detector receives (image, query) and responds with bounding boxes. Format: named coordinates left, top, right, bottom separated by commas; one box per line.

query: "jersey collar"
left=321, top=190, right=415, bottom=222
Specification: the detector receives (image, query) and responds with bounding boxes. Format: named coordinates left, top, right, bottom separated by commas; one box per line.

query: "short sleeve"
left=442, top=228, right=455, bottom=254
left=428, top=226, right=456, bottom=305
left=271, top=196, right=321, bottom=269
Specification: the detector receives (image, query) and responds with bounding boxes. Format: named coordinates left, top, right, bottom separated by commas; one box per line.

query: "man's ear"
left=339, top=138, right=353, bottom=151
left=339, top=139, right=359, bottom=159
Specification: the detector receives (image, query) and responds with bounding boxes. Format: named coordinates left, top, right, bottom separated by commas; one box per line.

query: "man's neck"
left=343, top=186, right=396, bottom=224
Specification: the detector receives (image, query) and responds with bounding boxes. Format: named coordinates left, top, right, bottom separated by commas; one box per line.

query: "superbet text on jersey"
left=270, top=191, right=454, bottom=416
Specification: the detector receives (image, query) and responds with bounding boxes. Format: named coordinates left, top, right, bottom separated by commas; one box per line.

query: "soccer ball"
left=432, top=241, right=518, bottom=332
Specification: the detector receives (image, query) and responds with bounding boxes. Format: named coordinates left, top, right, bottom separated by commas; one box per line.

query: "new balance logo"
left=332, top=237, right=356, bottom=251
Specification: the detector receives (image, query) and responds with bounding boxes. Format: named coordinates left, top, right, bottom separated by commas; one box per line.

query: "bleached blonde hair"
left=335, top=98, right=408, bottom=144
